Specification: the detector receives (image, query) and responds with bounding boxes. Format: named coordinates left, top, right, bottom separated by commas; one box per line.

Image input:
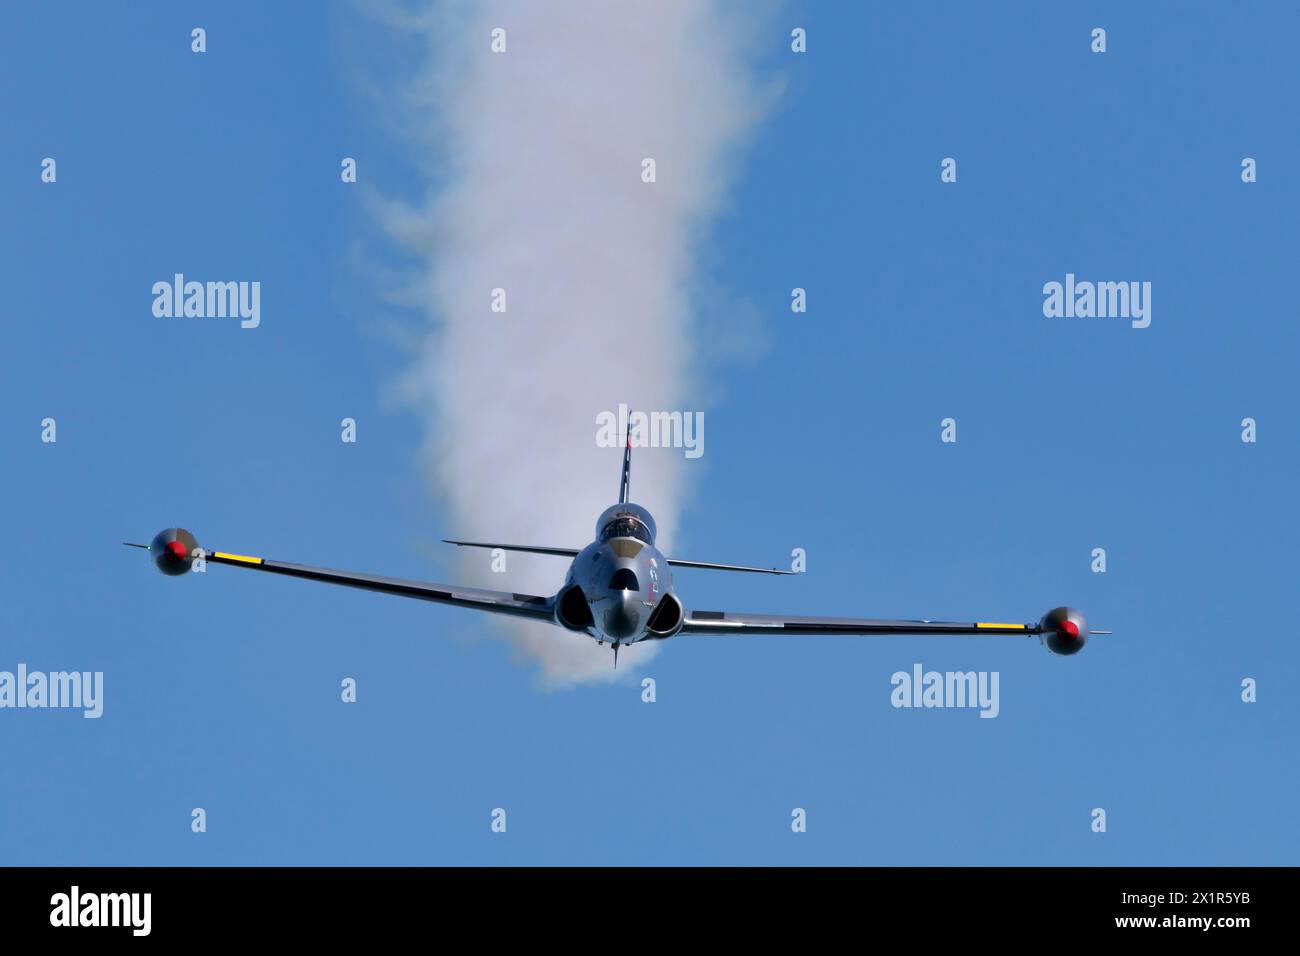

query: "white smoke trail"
left=374, top=0, right=771, bottom=684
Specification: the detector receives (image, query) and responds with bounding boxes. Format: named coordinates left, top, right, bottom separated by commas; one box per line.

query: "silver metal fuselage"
left=561, top=502, right=675, bottom=645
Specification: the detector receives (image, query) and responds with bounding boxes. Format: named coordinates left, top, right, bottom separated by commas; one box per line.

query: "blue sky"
left=2, top=1, right=1297, bottom=865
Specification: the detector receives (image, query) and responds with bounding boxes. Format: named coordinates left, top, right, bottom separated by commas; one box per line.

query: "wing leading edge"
left=680, top=610, right=1038, bottom=637
left=201, top=549, right=556, bottom=623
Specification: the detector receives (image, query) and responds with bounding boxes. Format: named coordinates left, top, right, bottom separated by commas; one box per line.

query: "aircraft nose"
left=599, top=589, right=643, bottom=640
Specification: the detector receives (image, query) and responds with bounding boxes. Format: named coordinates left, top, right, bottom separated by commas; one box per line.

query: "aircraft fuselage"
left=557, top=502, right=681, bottom=645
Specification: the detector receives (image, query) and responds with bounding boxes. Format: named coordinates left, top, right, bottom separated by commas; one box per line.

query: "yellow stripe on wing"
left=977, top=622, right=1027, bottom=630
left=212, top=551, right=264, bottom=566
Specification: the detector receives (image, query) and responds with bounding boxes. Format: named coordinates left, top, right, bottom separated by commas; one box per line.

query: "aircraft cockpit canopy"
left=599, top=516, right=651, bottom=544
left=595, top=503, right=657, bottom=543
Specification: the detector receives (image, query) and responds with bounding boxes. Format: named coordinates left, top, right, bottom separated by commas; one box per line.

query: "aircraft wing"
left=665, top=559, right=795, bottom=575
left=442, top=540, right=581, bottom=558
left=444, top=540, right=793, bottom=574
left=680, top=610, right=1038, bottom=637
left=203, top=550, right=555, bottom=621
left=128, top=532, right=556, bottom=624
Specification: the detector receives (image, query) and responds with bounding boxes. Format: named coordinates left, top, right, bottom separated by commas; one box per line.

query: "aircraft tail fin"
left=618, top=422, right=632, bottom=504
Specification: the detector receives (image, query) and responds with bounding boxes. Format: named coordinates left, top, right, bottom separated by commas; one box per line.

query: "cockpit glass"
left=600, top=517, right=650, bottom=544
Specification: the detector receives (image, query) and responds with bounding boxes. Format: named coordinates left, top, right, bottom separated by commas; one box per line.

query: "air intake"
left=645, top=593, right=684, bottom=638
left=555, top=585, right=594, bottom=631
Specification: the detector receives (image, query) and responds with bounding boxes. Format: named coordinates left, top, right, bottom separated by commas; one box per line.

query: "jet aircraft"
left=127, top=434, right=1109, bottom=665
